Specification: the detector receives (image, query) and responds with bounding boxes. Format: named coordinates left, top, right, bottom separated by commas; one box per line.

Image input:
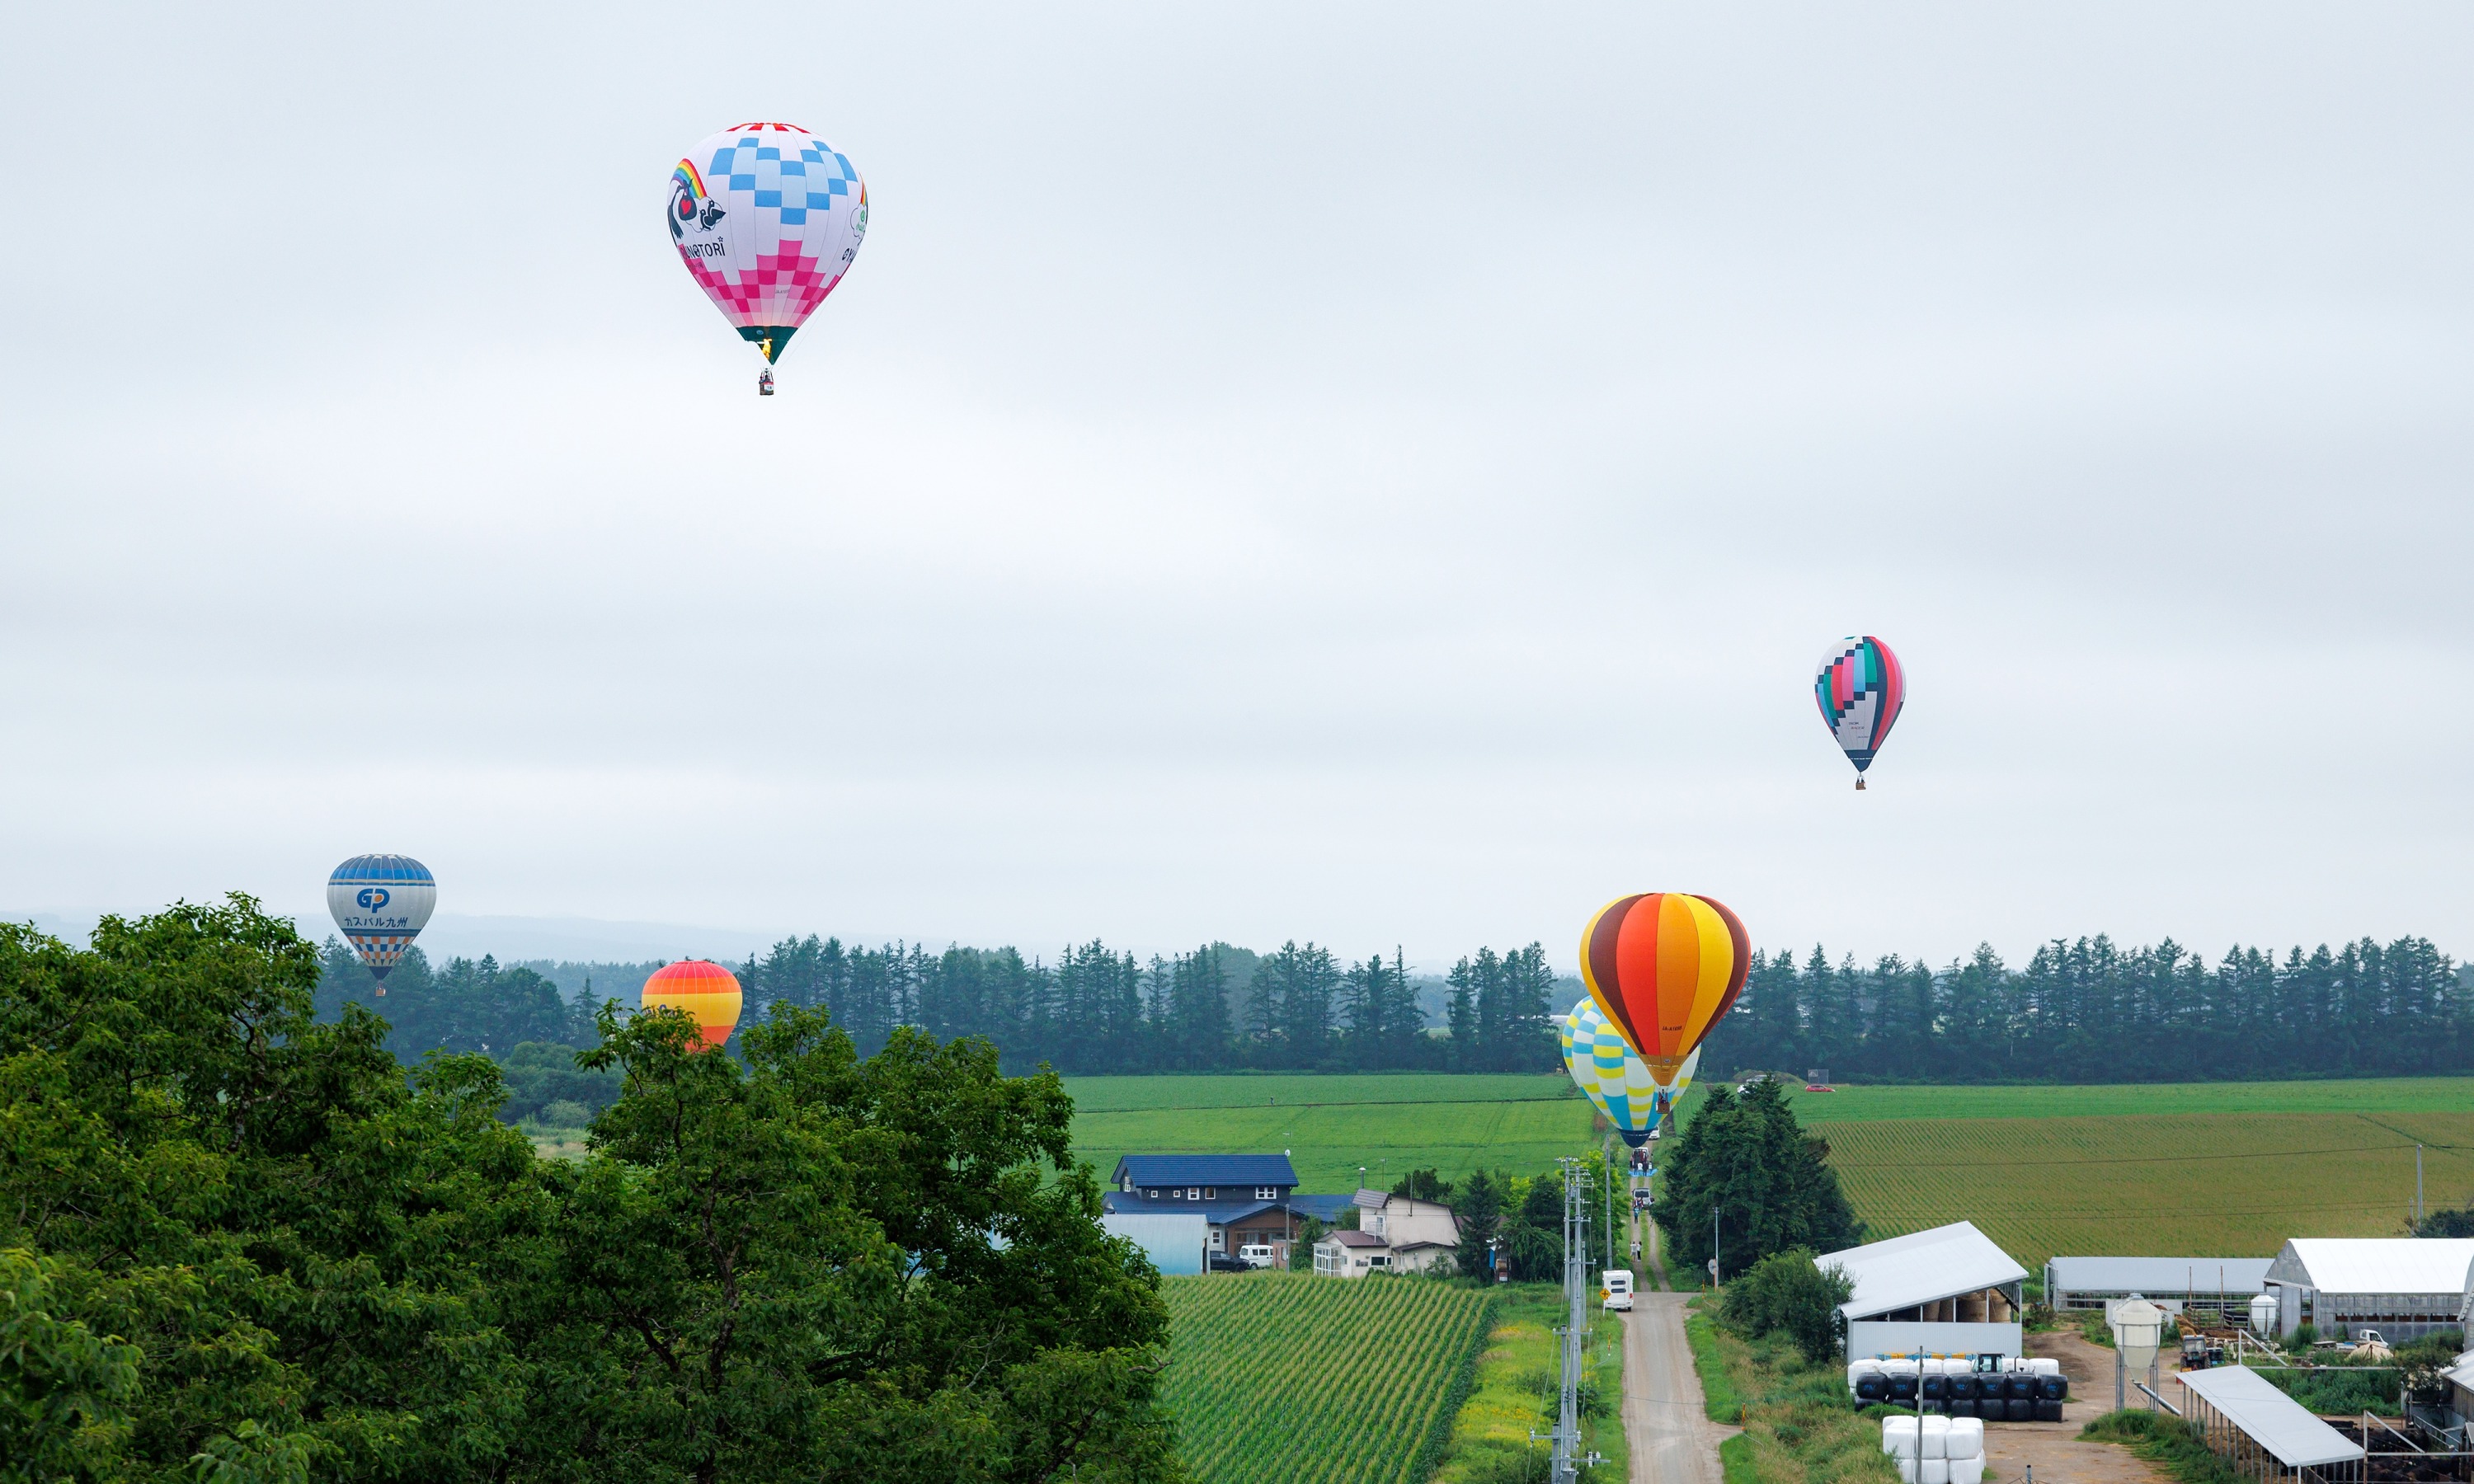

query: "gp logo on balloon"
left=356, top=887, right=391, bottom=911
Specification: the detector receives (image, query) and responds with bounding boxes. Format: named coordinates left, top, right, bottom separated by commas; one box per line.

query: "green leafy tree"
left=1720, top=1251, right=1853, bottom=1362
left=0, top=1247, right=141, bottom=1483
left=1653, top=1081, right=1861, bottom=1281
left=3, top=899, right=1182, bottom=1484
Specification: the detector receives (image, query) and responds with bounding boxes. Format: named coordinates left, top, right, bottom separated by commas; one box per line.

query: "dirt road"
left=1625, top=1293, right=1734, bottom=1484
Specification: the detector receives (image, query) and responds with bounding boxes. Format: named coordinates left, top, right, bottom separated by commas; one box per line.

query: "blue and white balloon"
left=1562, top=997, right=1700, bottom=1148
left=326, top=854, right=436, bottom=994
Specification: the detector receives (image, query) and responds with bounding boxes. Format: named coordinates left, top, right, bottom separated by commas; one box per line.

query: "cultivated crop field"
left=1069, top=1072, right=2474, bottom=1271
left=1673, top=1078, right=2474, bottom=1268
left=1159, top=1273, right=1491, bottom=1484
left=1065, top=1073, right=1587, bottom=1192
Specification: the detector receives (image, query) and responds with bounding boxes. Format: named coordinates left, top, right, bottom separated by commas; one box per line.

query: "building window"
left=1145, top=1188, right=1158, bottom=1199
left=1209, top=1229, right=1224, bottom=1250
left=1187, top=1187, right=1201, bottom=1200
left=1256, top=1186, right=1278, bottom=1200
left=1204, top=1187, right=1216, bottom=1200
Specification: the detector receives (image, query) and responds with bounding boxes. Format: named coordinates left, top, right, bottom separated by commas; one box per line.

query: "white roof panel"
left=2269, top=1239, right=2474, bottom=1295
left=2177, top=1366, right=2366, bottom=1468
left=2046, top=1257, right=2275, bottom=1294
left=1819, top=1222, right=2029, bottom=1320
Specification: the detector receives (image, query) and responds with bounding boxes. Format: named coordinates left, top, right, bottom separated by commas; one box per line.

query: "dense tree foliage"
left=1719, top=936, right=2467, bottom=1082
left=4, top=899, right=1179, bottom=1482
left=1721, top=1251, right=1855, bottom=1363
left=1653, top=1081, right=1863, bottom=1283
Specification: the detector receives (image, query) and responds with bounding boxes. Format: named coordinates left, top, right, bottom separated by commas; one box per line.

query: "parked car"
left=1206, top=1254, right=1251, bottom=1273
left=1237, top=1244, right=1277, bottom=1270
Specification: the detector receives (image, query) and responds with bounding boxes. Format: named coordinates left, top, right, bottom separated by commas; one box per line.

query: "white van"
left=1236, top=1244, right=1278, bottom=1270
left=1601, top=1270, right=1635, bottom=1311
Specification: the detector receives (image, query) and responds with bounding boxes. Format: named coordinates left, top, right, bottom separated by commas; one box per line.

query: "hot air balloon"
left=1578, top=894, right=1749, bottom=1084
left=641, top=960, right=743, bottom=1050
left=1815, top=636, right=1905, bottom=790
left=1562, top=997, right=1700, bottom=1147
left=327, top=854, right=437, bottom=997
left=667, top=122, right=868, bottom=394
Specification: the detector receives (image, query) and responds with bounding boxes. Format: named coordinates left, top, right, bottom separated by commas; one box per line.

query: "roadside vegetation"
left=1686, top=1283, right=1898, bottom=1484
left=1430, top=1284, right=1625, bottom=1484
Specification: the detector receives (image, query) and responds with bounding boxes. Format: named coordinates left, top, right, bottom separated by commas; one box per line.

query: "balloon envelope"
left=1562, top=997, right=1700, bottom=1147
left=1578, top=893, right=1749, bottom=1079
left=641, top=960, right=743, bottom=1050
left=668, top=122, right=868, bottom=365
left=1815, top=635, right=1905, bottom=777
left=326, top=854, right=436, bottom=985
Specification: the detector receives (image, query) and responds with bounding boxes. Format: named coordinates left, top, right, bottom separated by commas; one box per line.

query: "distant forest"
left=1719, top=935, right=2467, bottom=1082
left=315, top=929, right=2470, bottom=1110
left=313, top=936, right=1568, bottom=1108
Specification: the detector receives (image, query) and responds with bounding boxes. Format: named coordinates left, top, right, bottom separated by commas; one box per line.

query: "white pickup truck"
left=1601, top=1270, right=1635, bottom=1312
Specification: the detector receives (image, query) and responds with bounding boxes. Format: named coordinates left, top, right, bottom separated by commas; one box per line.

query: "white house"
left=1311, top=1191, right=1465, bottom=1278
left=1315, top=1228, right=1391, bottom=1276
left=2261, top=1238, right=2474, bottom=1343
left=1819, top=1221, right=2028, bottom=1360
left=1355, top=1190, right=1461, bottom=1275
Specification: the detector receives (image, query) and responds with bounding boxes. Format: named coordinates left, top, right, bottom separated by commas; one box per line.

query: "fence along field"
left=1160, top=1274, right=1490, bottom=1484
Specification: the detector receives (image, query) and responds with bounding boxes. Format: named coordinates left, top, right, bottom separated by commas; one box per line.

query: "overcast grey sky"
left=4, top=3, right=2470, bottom=970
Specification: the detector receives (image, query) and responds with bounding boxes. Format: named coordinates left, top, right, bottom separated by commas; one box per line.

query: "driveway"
left=1625, top=1293, right=1736, bottom=1484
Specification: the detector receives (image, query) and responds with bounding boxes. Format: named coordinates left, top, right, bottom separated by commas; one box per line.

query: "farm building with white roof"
left=1819, top=1221, right=2030, bottom=1361
left=2261, top=1237, right=2474, bottom=1343
left=2044, top=1256, right=2276, bottom=1323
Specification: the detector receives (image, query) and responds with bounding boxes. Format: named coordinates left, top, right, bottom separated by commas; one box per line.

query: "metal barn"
left=2261, top=1238, right=2474, bottom=1344
left=2044, top=1256, right=2276, bottom=1323
left=1823, top=1221, right=2029, bottom=1360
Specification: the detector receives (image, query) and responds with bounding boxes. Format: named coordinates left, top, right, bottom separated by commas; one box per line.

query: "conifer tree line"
left=1719, top=935, right=2467, bottom=1082
left=739, top=937, right=1563, bottom=1074
left=319, top=929, right=2471, bottom=1085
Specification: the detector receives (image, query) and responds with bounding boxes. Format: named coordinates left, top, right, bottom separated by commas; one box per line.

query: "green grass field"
left=1068, top=1073, right=2474, bottom=1271
left=1159, top=1273, right=1491, bottom=1484
left=1065, top=1073, right=1588, bottom=1192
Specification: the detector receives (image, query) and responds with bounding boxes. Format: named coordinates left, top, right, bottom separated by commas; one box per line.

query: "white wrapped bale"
left=1921, top=1460, right=1950, bottom=1484
left=1950, top=1457, right=1986, bottom=1484
left=1883, top=1417, right=1918, bottom=1455
left=1919, top=1416, right=1950, bottom=1459
left=1947, top=1417, right=1985, bottom=1460
left=2028, top=1358, right=2061, bottom=1376
left=1893, top=1461, right=1920, bottom=1484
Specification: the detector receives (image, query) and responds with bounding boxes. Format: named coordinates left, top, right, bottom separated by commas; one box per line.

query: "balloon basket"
left=1856, top=777, right=1866, bottom=791
left=757, top=369, right=775, bottom=397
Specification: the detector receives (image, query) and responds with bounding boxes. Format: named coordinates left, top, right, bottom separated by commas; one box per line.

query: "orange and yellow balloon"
left=1578, top=894, right=1750, bottom=1082
left=640, top=959, right=743, bottom=1050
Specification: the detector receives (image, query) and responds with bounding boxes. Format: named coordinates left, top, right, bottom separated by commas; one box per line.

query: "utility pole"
left=1540, top=1158, right=1599, bottom=1482
left=2417, top=1146, right=2425, bottom=1229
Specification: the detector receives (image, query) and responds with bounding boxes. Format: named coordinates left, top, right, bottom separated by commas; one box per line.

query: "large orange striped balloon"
left=1578, top=894, right=1750, bottom=1082
left=640, top=959, right=743, bottom=1050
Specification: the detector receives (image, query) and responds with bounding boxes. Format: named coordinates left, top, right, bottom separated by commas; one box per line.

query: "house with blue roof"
left=1101, top=1154, right=1355, bottom=1264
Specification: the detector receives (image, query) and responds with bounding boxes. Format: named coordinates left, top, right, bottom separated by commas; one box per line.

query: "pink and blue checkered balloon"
left=668, top=122, right=868, bottom=369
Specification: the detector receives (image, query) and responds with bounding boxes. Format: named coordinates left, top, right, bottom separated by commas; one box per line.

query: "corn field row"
left=1160, top=1274, right=1491, bottom=1484
left=1823, top=1111, right=2474, bottom=1270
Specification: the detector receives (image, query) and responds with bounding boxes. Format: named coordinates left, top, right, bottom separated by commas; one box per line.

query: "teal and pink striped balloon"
left=1815, top=635, right=1906, bottom=790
